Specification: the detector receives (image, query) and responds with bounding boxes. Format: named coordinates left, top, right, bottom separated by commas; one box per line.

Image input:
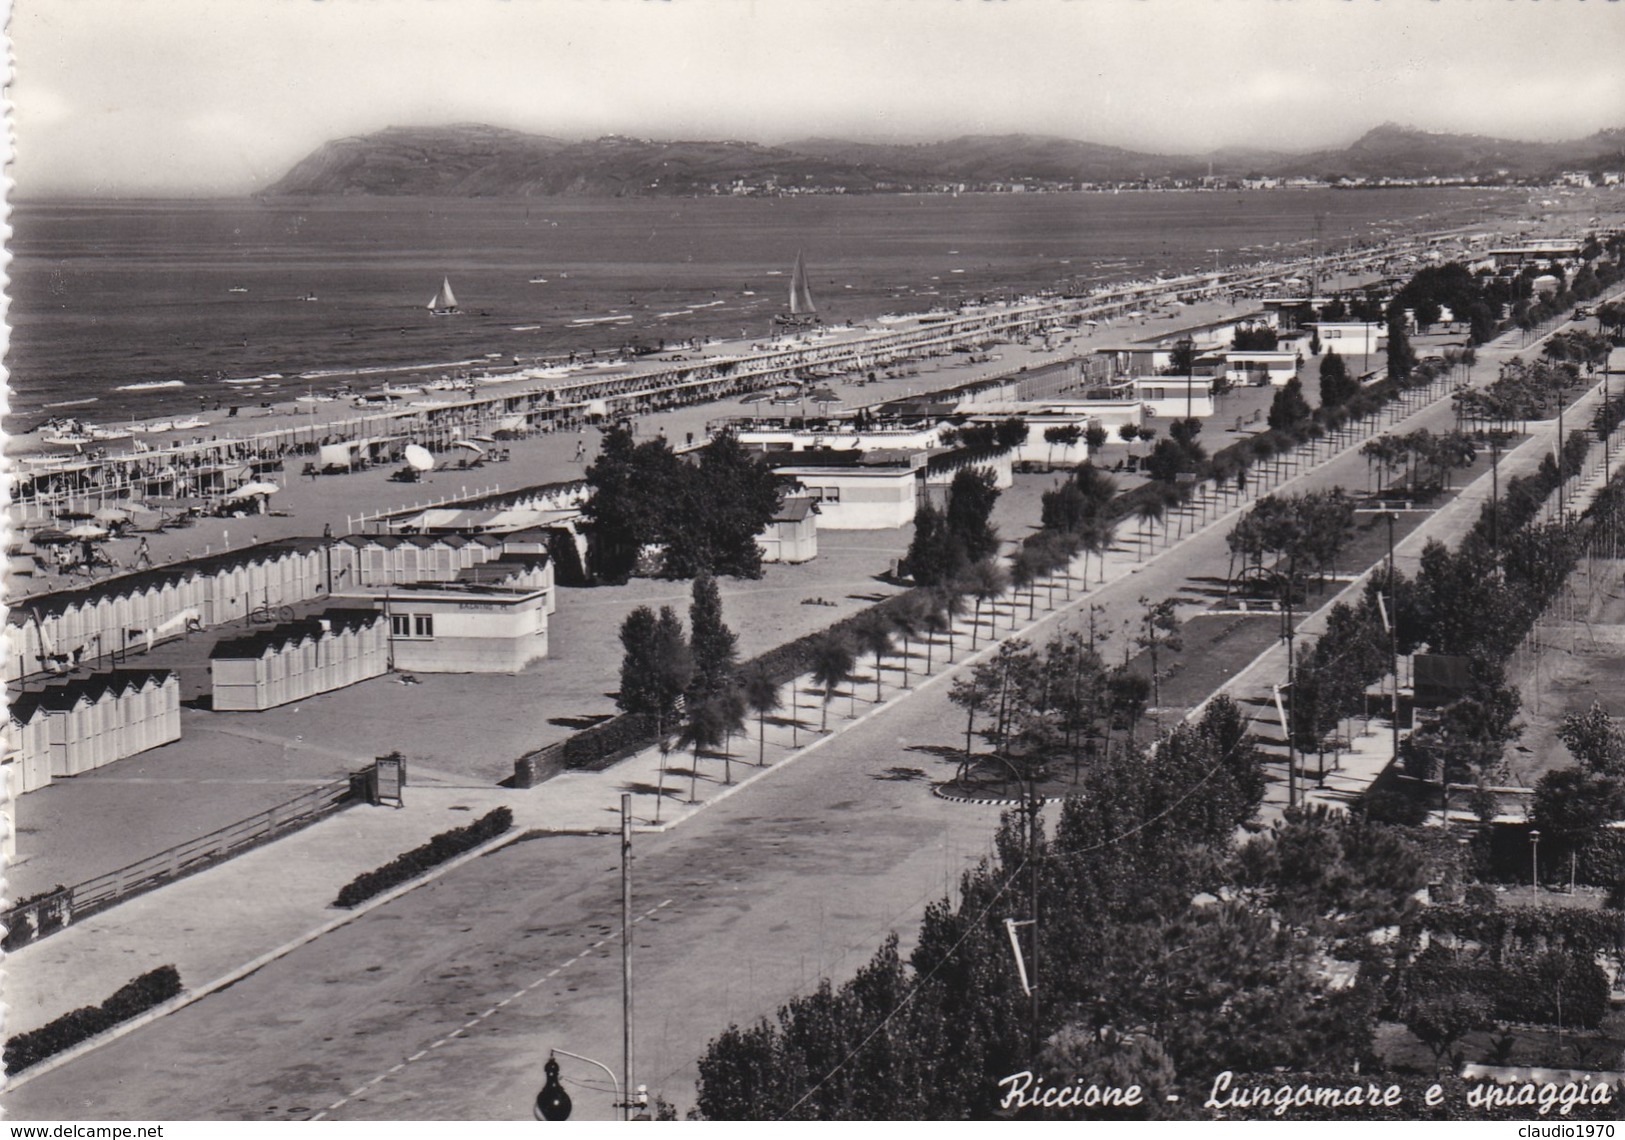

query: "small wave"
left=115, top=380, right=186, bottom=391
left=43, top=397, right=99, bottom=408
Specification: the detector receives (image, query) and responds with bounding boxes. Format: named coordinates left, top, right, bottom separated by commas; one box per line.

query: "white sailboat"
left=427, top=277, right=460, bottom=316
left=774, top=251, right=819, bottom=328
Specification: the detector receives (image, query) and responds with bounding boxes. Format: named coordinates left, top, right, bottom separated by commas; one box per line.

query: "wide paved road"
left=8, top=309, right=1609, bottom=1121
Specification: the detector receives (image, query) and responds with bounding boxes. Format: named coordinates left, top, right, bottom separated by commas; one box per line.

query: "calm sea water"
left=4, top=188, right=1518, bottom=429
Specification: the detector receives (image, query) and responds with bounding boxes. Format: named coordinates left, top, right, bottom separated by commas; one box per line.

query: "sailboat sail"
left=788, top=252, right=815, bottom=316
left=428, top=277, right=459, bottom=312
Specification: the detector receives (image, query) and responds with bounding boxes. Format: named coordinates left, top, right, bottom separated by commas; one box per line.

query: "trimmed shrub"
left=333, top=808, right=513, bottom=908
left=4, top=965, right=182, bottom=1074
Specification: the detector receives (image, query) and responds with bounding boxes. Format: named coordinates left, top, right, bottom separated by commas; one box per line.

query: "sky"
left=8, top=0, right=1625, bottom=197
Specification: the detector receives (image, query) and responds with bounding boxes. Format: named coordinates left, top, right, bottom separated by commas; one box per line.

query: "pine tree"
left=688, top=573, right=738, bottom=704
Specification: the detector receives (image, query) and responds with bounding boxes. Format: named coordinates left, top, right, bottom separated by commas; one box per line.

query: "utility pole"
left=1387, top=513, right=1401, bottom=788
left=1282, top=559, right=1298, bottom=809
left=1027, top=788, right=1040, bottom=1064
left=621, top=793, right=634, bottom=1124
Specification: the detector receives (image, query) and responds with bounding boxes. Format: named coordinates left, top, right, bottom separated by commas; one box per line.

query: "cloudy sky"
left=10, top=0, right=1625, bottom=196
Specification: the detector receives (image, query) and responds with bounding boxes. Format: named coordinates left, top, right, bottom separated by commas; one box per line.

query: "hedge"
left=4, top=965, right=182, bottom=1075
left=1402, top=943, right=1611, bottom=1029
left=333, top=807, right=513, bottom=908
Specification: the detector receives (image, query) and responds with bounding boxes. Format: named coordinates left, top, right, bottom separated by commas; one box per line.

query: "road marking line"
left=314, top=895, right=679, bottom=1118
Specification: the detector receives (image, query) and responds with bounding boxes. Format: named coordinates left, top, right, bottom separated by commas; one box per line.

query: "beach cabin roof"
left=210, top=608, right=383, bottom=660
left=773, top=497, right=820, bottom=524
left=9, top=538, right=327, bottom=625
left=454, top=553, right=551, bottom=585
left=9, top=669, right=175, bottom=719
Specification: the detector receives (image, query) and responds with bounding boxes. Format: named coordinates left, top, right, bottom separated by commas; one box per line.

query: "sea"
left=3, top=188, right=1525, bottom=432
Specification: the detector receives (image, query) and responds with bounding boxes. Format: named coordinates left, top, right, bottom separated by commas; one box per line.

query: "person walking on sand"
left=574, top=439, right=588, bottom=463
left=133, top=537, right=152, bottom=570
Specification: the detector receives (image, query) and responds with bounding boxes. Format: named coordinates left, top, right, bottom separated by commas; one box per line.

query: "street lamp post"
left=1529, top=829, right=1541, bottom=889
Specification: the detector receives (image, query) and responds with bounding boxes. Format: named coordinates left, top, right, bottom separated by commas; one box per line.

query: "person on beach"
left=133, top=537, right=152, bottom=570
left=573, top=439, right=587, bottom=462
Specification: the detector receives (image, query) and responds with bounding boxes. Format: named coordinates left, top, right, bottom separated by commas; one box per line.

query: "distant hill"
left=1293, top=123, right=1625, bottom=180
left=264, top=122, right=1625, bottom=196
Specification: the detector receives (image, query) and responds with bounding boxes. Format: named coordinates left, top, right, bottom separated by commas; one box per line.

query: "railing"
left=346, top=484, right=503, bottom=534
left=1, top=770, right=364, bottom=950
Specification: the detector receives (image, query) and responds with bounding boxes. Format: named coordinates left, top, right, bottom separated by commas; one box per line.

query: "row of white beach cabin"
left=210, top=609, right=390, bottom=712
left=5, top=539, right=330, bottom=686
left=4, top=670, right=181, bottom=792
left=6, top=532, right=559, bottom=686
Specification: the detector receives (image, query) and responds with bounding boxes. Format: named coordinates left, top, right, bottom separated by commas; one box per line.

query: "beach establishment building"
left=965, top=411, right=1092, bottom=469
left=728, top=419, right=948, bottom=454
left=1129, top=378, right=1216, bottom=420
left=1311, top=322, right=1385, bottom=357
left=209, top=608, right=389, bottom=712
left=4, top=670, right=181, bottom=792
left=350, top=583, right=552, bottom=674
left=330, top=531, right=556, bottom=614
left=1092, top=344, right=1176, bottom=378
left=773, top=454, right=924, bottom=530
left=1224, top=351, right=1300, bottom=387
left=757, top=497, right=820, bottom=564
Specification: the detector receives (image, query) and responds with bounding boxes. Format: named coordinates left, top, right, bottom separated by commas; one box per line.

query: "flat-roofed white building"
left=1130, top=377, right=1215, bottom=419
left=1311, top=322, right=1384, bottom=356
left=730, top=420, right=947, bottom=454
left=967, top=411, right=1092, bottom=469
left=1225, top=351, right=1300, bottom=387
left=362, top=584, right=552, bottom=674
left=775, top=458, right=922, bottom=530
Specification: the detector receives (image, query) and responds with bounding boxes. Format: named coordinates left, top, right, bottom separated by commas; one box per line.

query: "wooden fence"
left=1, top=770, right=364, bottom=950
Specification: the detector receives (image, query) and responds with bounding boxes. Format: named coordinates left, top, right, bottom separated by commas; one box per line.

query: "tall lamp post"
left=1529, top=829, right=1541, bottom=889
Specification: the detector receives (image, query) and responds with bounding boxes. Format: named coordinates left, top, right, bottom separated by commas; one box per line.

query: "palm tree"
left=888, top=594, right=926, bottom=689
left=740, top=664, right=782, bottom=766
left=963, top=559, right=1010, bottom=650
left=678, top=697, right=729, bottom=802
left=937, top=587, right=968, bottom=661
left=1010, top=547, right=1042, bottom=621
left=809, top=632, right=856, bottom=732
left=851, top=609, right=897, bottom=704
left=1134, top=497, right=1164, bottom=561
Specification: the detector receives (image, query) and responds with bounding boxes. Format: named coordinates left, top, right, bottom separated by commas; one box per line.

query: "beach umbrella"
left=56, top=509, right=96, bottom=521
left=739, top=391, right=776, bottom=405
left=452, top=439, right=486, bottom=453
left=404, top=444, right=436, bottom=472
left=66, top=524, right=109, bottom=539
left=226, top=481, right=280, bottom=500
left=31, top=529, right=76, bottom=546
left=470, top=434, right=496, bottom=444
left=94, top=506, right=133, bottom=523
left=808, top=388, right=841, bottom=404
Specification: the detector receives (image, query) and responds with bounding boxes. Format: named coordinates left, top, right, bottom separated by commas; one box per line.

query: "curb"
left=931, top=784, right=1070, bottom=807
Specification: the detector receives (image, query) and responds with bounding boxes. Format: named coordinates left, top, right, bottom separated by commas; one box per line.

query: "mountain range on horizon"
left=264, top=121, right=1625, bottom=198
